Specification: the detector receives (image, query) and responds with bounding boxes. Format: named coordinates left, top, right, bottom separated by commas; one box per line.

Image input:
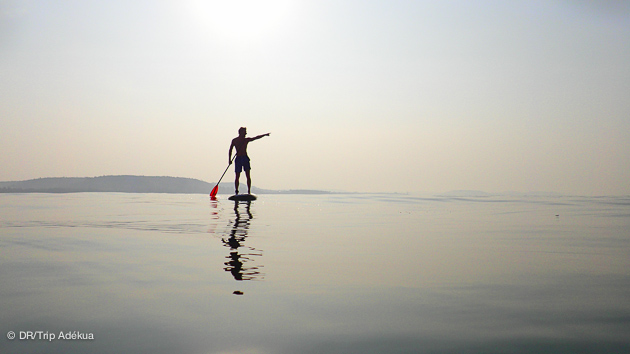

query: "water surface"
left=1, top=193, right=629, bottom=353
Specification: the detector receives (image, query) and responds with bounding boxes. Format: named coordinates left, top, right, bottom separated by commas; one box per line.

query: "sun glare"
left=188, top=0, right=294, bottom=42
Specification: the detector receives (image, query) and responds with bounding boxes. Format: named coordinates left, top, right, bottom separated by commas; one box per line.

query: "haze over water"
left=2, top=1, right=629, bottom=195
left=1, top=193, right=629, bottom=353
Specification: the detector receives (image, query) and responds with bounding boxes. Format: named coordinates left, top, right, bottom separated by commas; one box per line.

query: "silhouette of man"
left=229, top=127, right=270, bottom=195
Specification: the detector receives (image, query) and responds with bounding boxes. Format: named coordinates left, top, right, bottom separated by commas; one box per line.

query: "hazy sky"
left=2, top=0, right=629, bottom=194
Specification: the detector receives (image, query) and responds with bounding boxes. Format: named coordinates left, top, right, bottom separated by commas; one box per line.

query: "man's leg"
left=245, top=170, right=251, bottom=194
left=235, top=172, right=241, bottom=194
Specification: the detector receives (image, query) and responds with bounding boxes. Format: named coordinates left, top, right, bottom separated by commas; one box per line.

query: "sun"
left=188, top=0, right=294, bottom=42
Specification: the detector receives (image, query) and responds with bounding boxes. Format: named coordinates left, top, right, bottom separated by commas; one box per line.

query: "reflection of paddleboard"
left=228, top=194, right=257, bottom=201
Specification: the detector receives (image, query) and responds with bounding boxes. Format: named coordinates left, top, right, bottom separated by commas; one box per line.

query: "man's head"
left=238, top=127, right=247, bottom=137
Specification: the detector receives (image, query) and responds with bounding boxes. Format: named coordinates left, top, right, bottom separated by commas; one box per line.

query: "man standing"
left=229, top=127, right=270, bottom=195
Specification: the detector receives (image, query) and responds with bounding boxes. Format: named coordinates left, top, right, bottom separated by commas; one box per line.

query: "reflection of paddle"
left=210, top=155, right=236, bottom=198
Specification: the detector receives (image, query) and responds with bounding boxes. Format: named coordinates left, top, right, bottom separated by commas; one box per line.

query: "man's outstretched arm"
left=250, top=133, right=271, bottom=141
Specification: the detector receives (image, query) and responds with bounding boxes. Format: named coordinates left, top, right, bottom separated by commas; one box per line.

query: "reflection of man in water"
left=229, top=127, right=270, bottom=195
left=222, top=201, right=263, bottom=282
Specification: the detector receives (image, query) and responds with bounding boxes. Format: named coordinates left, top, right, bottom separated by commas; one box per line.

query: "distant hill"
left=436, top=190, right=494, bottom=197
left=0, top=176, right=333, bottom=195
left=0, top=176, right=216, bottom=194
left=436, top=190, right=566, bottom=198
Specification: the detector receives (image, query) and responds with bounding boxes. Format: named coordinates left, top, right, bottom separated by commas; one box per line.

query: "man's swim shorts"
left=234, top=155, right=251, bottom=173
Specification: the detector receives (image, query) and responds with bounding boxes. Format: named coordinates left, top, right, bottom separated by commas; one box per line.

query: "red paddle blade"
left=210, top=185, right=218, bottom=197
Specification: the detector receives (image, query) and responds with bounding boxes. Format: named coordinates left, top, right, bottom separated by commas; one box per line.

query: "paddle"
left=210, top=155, right=236, bottom=198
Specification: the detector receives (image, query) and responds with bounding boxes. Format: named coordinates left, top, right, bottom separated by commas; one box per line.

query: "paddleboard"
left=228, top=194, right=257, bottom=201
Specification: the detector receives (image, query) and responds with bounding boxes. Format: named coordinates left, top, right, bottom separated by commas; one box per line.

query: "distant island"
left=0, top=176, right=334, bottom=195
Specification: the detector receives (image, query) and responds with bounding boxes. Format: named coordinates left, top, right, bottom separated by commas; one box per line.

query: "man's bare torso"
left=231, top=137, right=251, bottom=156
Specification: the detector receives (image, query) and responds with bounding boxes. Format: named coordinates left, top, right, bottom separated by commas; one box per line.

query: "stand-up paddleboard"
left=228, top=194, right=257, bottom=201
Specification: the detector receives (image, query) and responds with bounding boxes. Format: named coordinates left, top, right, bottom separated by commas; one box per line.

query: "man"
left=229, top=127, right=270, bottom=195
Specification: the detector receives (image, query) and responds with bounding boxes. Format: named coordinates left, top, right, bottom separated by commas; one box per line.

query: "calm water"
left=1, top=193, right=629, bottom=354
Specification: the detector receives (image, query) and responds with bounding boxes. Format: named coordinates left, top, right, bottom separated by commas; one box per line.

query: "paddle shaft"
left=211, top=155, right=236, bottom=196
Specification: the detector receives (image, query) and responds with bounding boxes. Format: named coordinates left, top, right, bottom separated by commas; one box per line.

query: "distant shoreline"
left=2, top=176, right=619, bottom=197
left=0, top=175, right=336, bottom=195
